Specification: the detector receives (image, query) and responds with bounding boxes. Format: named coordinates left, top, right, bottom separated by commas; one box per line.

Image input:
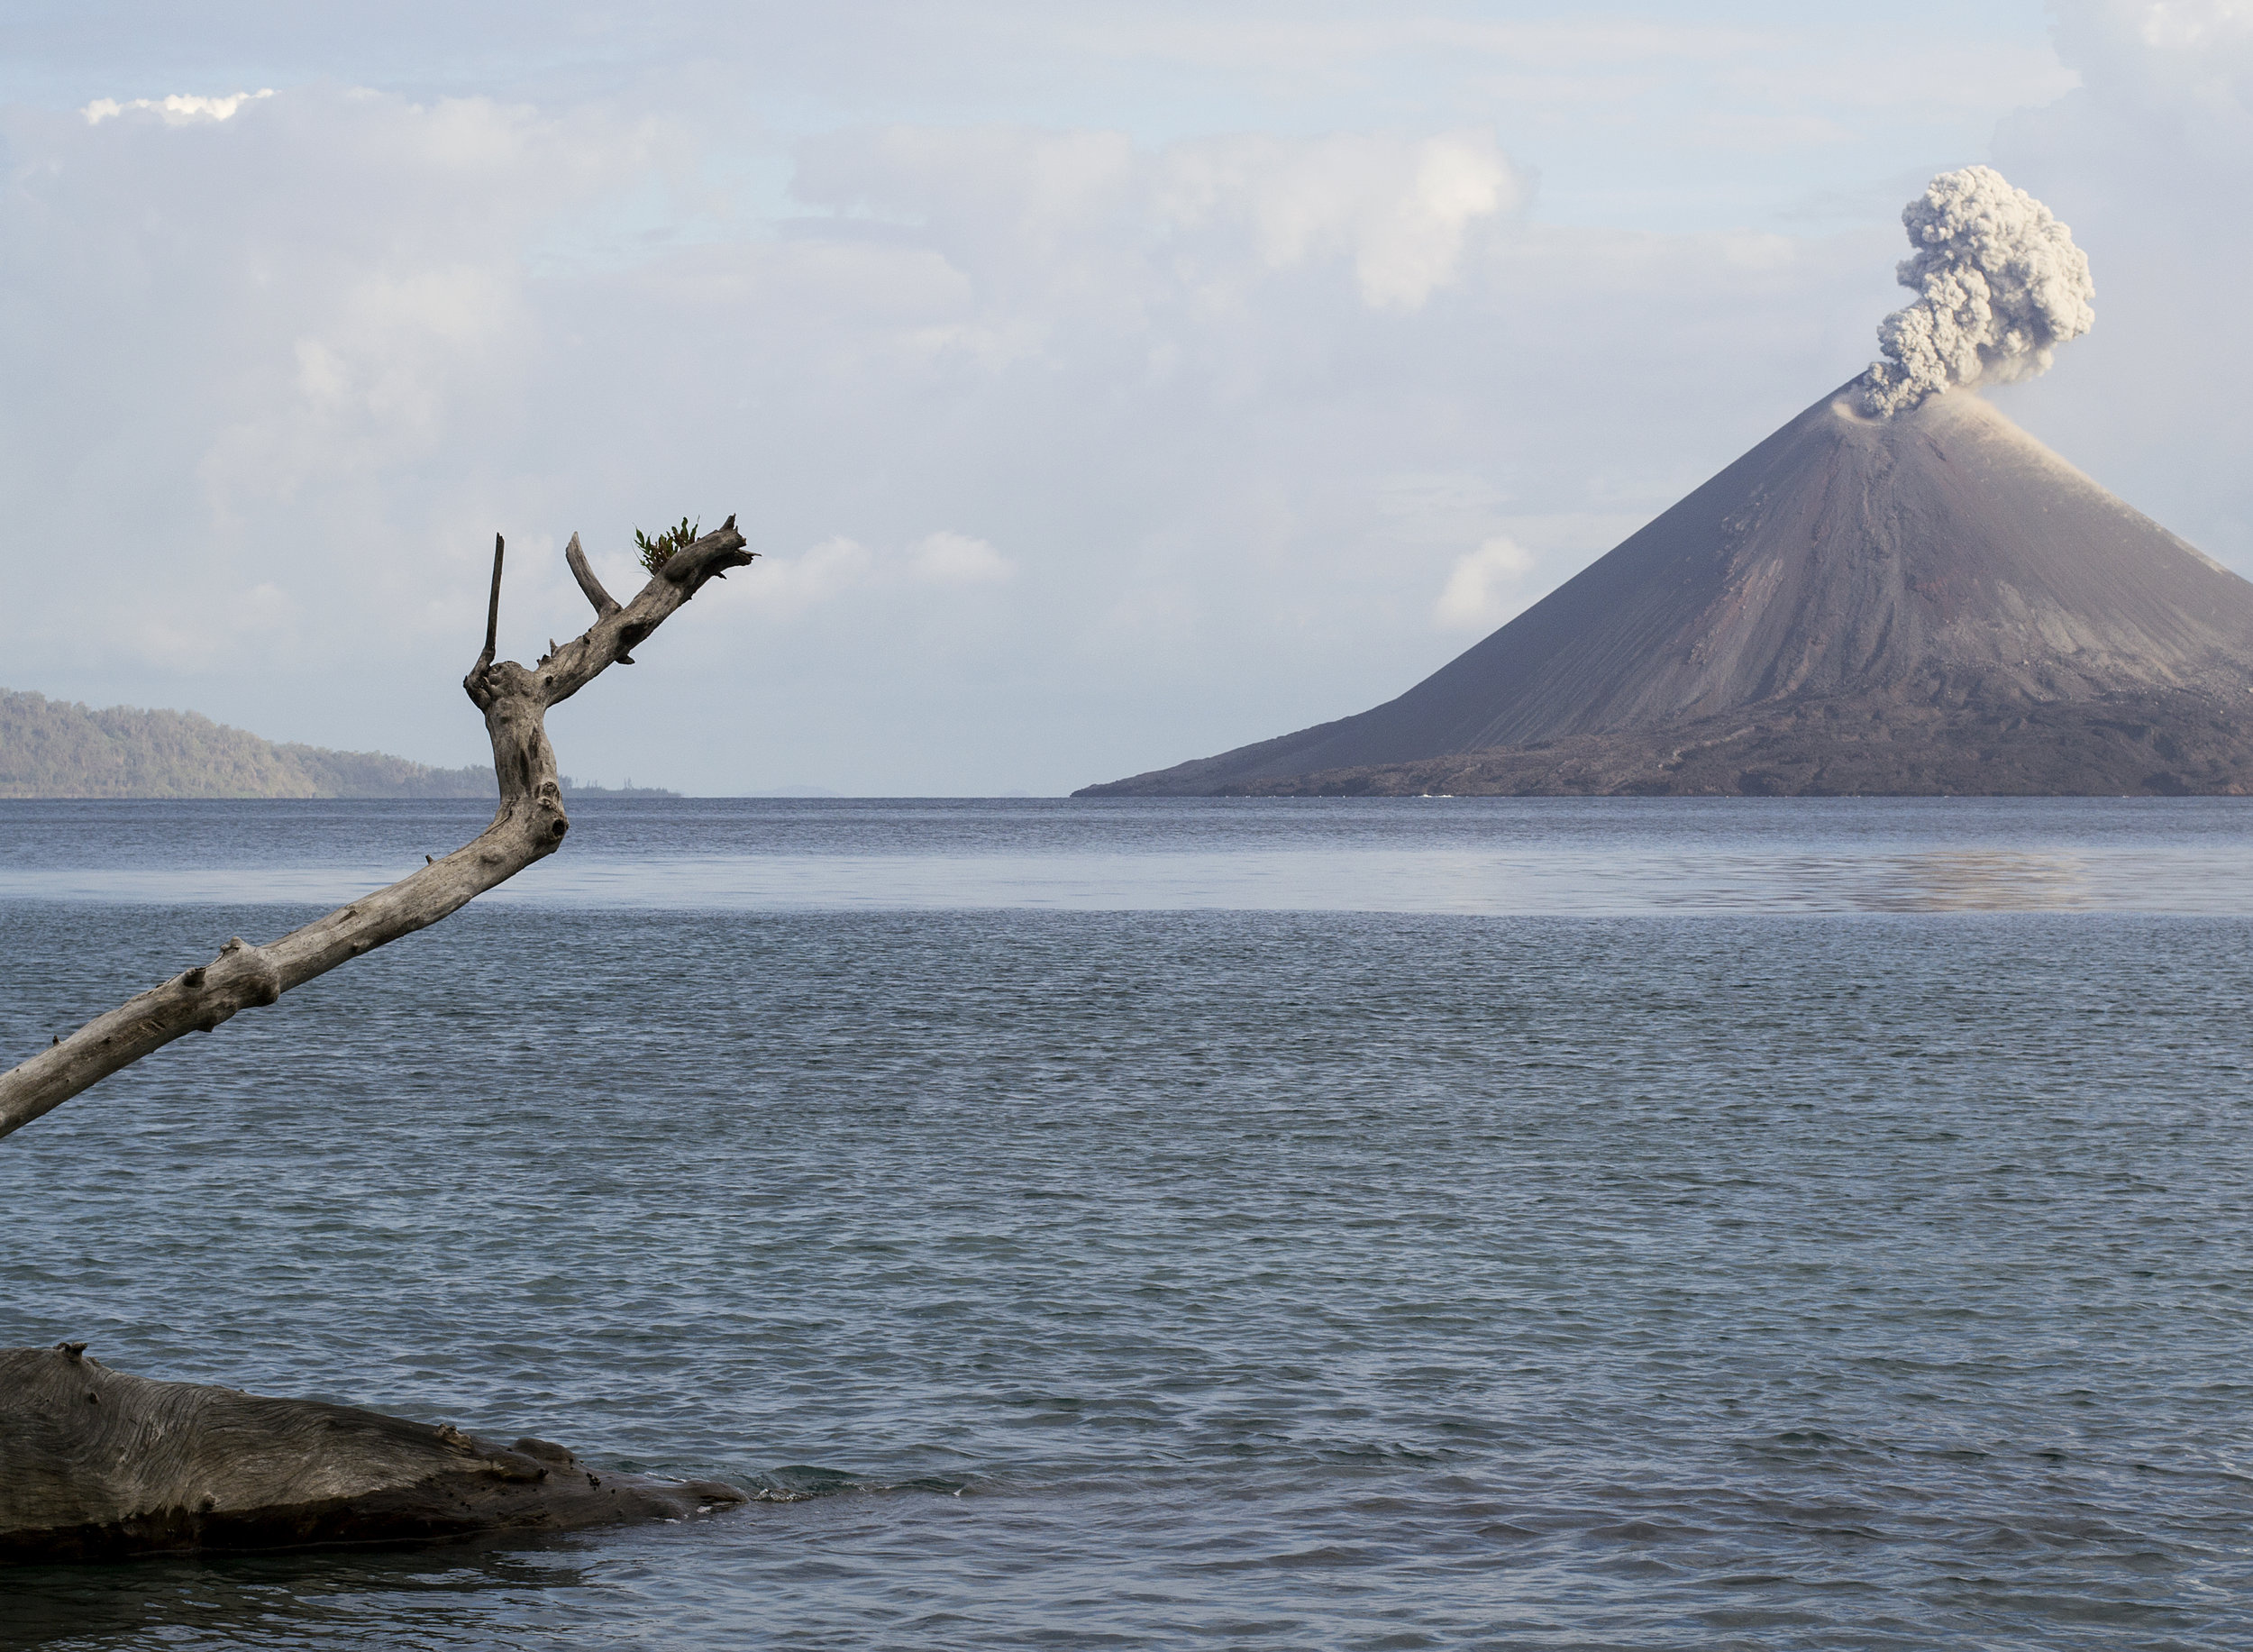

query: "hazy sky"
left=3, top=1, right=2246, bottom=794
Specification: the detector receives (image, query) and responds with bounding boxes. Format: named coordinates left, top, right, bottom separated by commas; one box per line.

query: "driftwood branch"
left=563, top=532, right=621, bottom=620
left=0, top=519, right=755, bottom=1142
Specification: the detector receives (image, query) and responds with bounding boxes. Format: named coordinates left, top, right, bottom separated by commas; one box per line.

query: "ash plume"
left=1862, top=165, right=2094, bottom=417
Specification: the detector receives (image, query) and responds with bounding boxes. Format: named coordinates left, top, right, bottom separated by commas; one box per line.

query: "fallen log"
left=1, top=1343, right=745, bottom=1563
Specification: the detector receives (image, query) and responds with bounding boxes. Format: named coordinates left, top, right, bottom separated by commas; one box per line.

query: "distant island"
left=0, top=689, right=677, bottom=799
left=1080, top=387, right=2253, bottom=799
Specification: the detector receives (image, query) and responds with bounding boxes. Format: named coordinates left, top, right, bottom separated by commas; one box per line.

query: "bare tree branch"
left=563, top=532, right=622, bottom=621
left=476, top=533, right=505, bottom=676
left=0, top=519, right=755, bottom=1143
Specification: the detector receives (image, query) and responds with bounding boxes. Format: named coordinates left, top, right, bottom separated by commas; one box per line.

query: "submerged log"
left=0, top=1344, right=746, bottom=1564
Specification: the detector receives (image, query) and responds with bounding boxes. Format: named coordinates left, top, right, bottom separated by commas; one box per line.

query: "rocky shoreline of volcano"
left=1175, top=689, right=2253, bottom=798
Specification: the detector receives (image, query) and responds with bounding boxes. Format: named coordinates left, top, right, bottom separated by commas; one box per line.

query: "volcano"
left=1080, top=385, right=2253, bottom=797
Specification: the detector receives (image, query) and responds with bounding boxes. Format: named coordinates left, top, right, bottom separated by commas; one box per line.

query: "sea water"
left=2, top=797, right=2250, bottom=1650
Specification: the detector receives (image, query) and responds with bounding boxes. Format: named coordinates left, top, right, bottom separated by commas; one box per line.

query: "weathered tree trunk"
left=0, top=520, right=753, bottom=1141
left=1, top=1344, right=746, bottom=1562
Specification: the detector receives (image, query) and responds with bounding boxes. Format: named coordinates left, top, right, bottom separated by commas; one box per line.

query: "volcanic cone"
left=1080, top=385, right=2253, bottom=798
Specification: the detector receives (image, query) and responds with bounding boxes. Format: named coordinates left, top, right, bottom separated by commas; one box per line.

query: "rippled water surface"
left=4, top=798, right=2252, bottom=1649
left=6, top=794, right=2253, bottom=912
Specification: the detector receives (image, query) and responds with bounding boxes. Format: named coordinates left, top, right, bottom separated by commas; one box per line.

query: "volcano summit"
left=1081, top=170, right=2253, bottom=799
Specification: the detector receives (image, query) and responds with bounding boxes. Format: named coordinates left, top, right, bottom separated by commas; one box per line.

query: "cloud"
left=749, top=536, right=878, bottom=615
left=124, top=580, right=303, bottom=672
left=83, top=89, right=273, bottom=124
left=0, top=84, right=689, bottom=696
left=793, top=123, right=1527, bottom=314
left=746, top=533, right=1014, bottom=616
left=1154, top=130, right=1523, bottom=308
left=1432, top=537, right=1537, bottom=632
left=1984, top=0, right=2252, bottom=559
left=2083, top=0, right=2253, bottom=66
left=908, top=531, right=1013, bottom=583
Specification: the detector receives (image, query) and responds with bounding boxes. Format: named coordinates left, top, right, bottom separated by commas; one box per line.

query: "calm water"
left=3, top=798, right=2251, bottom=1649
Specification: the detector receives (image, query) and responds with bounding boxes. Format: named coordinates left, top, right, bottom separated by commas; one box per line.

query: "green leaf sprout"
left=633, top=518, right=702, bottom=576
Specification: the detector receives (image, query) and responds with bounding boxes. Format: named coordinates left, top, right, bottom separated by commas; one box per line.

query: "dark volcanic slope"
left=1084, top=386, right=2253, bottom=796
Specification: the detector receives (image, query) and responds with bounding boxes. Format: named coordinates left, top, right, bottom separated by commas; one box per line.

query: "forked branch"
left=0, top=519, right=755, bottom=1142
left=564, top=533, right=621, bottom=620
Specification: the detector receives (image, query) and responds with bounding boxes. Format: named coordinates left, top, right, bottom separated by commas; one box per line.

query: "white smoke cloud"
left=1862, top=164, right=2095, bottom=416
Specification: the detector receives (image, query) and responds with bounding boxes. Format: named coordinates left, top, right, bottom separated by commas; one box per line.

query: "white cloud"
left=1433, top=537, right=1537, bottom=632
left=83, top=89, right=273, bottom=125
left=125, top=580, right=303, bottom=672
left=908, top=531, right=1014, bottom=583
left=1156, top=130, right=1523, bottom=308
left=794, top=123, right=1527, bottom=315
left=746, top=533, right=1014, bottom=616
left=2130, top=0, right=2253, bottom=50
left=1984, top=0, right=2253, bottom=562
left=750, top=536, right=879, bottom=616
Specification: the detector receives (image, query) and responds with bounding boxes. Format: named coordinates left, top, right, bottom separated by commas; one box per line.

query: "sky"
left=1, top=1, right=2247, bottom=795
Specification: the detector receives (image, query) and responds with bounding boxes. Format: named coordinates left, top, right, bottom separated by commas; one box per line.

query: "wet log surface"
left=0, top=1345, right=745, bottom=1564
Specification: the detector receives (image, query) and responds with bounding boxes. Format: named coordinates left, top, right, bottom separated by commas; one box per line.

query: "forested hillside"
left=0, top=689, right=662, bottom=798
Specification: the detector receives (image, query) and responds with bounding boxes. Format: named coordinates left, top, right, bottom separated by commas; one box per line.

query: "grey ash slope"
left=1083, top=386, right=2253, bottom=797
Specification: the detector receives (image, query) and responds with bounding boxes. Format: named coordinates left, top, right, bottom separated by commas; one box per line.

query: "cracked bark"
left=0, top=518, right=753, bottom=1142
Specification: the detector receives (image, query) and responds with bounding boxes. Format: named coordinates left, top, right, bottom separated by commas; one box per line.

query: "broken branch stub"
left=0, top=519, right=755, bottom=1142
left=564, top=532, right=622, bottom=620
